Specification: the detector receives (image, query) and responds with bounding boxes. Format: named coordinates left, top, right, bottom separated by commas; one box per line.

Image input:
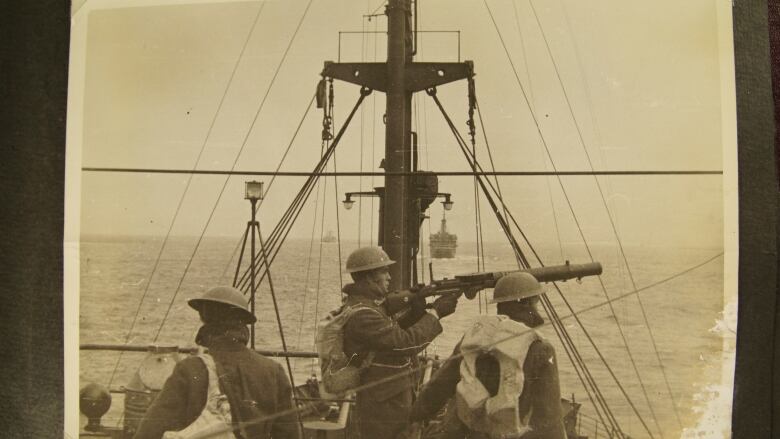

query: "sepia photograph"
left=65, top=0, right=736, bottom=438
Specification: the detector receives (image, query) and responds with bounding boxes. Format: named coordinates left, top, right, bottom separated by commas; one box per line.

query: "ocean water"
left=79, top=236, right=727, bottom=438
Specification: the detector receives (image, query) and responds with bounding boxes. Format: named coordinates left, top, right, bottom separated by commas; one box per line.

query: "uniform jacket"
left=134, top=333, right=300, bottom=439
left=341, top=282, right=443, bottom=402
left=410, top=336, right=566, bottom=439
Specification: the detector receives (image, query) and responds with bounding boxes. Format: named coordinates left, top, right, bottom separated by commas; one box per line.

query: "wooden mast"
left=321, top=0, right=474, bottom=290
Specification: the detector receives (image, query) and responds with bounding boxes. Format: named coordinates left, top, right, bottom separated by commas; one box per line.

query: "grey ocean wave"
left=79, top=236, right=725, bottom=438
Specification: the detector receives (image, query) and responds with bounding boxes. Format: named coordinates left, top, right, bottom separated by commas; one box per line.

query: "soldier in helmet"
left=340, top=246, right=459, bottom=439
left=134, top=286, right=300, bottom=439
left=409, top=272, right=566, bottom=439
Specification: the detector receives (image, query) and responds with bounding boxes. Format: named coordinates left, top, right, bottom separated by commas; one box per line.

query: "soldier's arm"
left=519, top=340, right=566, bottom=439
left=270, top=364, right=301, bottom=439
left=344, top=308, right=442, bottom=355
left=410, top=343, right=462, bottom=422
left=133, top=361, right=192, bottom=439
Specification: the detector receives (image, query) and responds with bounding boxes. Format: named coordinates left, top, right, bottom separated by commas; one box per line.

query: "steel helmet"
left=188, top=286, right=256, bottom=324
left=490, top=272, right=545, bottom=304
left=346, top=246, right=396, bottom=273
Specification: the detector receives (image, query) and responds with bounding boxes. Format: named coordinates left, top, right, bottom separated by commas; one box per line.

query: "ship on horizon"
left=322, top=230, right=337, bottom=243
left=430, top=215, right=457, bottom=259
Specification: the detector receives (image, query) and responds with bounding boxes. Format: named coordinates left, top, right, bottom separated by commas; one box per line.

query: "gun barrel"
left=522, top=262, right=603, bottom=283
left=453, top=261, right=602, bottom=289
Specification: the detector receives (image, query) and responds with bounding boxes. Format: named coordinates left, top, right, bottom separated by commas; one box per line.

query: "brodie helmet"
left=188, top=286, right=256, bottom=324
left=490, top=272, right=545, bottom=304
left=345, top=246, right=396, bottom=273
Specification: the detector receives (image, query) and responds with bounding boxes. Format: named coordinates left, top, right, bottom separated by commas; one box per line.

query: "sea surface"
left=79, top=236, right=728, bottom=438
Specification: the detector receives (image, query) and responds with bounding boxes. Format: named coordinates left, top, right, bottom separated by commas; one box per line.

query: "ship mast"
left=323, top=0, right=473, bottom=289
left=383, top=0, right=414, bottom=289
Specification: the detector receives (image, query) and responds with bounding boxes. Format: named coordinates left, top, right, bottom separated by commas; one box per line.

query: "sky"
left=72, top=0, right=728, bottom=250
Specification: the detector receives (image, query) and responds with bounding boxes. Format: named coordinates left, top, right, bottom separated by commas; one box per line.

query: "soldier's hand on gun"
left=431, top=293, right=460, bottom=319
left=460, top=286, right=482, bottom=300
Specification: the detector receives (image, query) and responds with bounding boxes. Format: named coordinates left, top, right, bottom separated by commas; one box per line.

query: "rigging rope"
left=85, top=168, right=723, bottom=177
left=472, top=105, right=624, bottom=436
left=370, top=17, right=379, bottom=245
left=218, top=94, right=316, bottom=283
left=471, top=84, right=621, bottom=433
left=153, top=0, right=315, bottom=341
left=330, top=108, right=345, bottom=291
left=528, top=0, right=681, bottom=428
left=295, top=148, right=324, bottom=350
left=105, top=1, right=268, bottom=387
left=234, top=89, right=371, bottom=298
left=466, top=85, right=489, bottom=314
left=313, top=80, right=335, bottom=353
left=507, top=2, right=566, bottom=261
left=254, top=223, right=304, bottom=430
left=359, top=18, right=367, bottom=247
left=192, top=240, right=718, bottom=439
left=311, top=174, right=328, bottom=369
left=233, top=95, right=362, bottom=296
left=480, top=1, right=665, bottom=434
left=428, top=89, right=662, bottom=438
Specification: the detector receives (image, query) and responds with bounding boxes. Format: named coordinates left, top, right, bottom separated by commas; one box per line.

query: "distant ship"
left=322, top=230, right=337, bottom=243
left=430, top=217, right=457, bottom=258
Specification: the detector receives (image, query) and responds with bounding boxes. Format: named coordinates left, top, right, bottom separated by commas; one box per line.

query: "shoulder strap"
left=341, top=305, right=379, bottom=368
left=197, top=353, right=222, bottom=398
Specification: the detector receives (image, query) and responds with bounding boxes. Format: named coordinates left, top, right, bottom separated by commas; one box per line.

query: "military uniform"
left=341, top=282, right=443, bottom=439
left=134, top=330, right=300, bottom=439
left=410, top=339, right=566, bottom=439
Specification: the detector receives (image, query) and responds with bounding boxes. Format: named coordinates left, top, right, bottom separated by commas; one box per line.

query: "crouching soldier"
left=134, top=286, right=300, bottom=439
left=410, top=272, right=566, bottom=439
left=341, top=247, right=459, bottom=439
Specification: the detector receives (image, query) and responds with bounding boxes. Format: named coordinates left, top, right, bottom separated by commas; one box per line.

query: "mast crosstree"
left=322, top=0, right=473, bottom=290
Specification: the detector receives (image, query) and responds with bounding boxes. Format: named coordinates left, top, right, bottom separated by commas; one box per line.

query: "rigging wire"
left=153, top=0, right=316, bottom=341
left=370, top=17, right=379, bottom=245
left=311, top=173, right=328, bottom=369
left=428, top=90, right=659, bottom=438
left=466, top=92, right=489, bottom=314
left=218, top=94, right=316, bottom=283
left=188, top=239, right=720, bottom=439
left=509, top=0, right=565, bottom=261
left=295, top=144, right=325, bottom=350
left=85, top=168, right=723, bottom=177
left=105, top=1, right=268, bottom=388
left=537, top=292, right=617, bottom=436
left=369, top=0, right=387, bottom=16
left=254, top=223, right=304, bottom=430
left=471, top=92, right=624, bottom=435
left=479, top=1, right=664, bottom=434
left=528, top=0, right=682, bottom=428
left=312, top=83, right=334, bottom=361
left=232, top=93, right=363, bottom=294
left=330, top=119, right=345, bottom=291
left=234, top=90, right=371, bottom=298
left=358, top=18, right=367, bottom=247
left=471, top=95, right=620, bottom=433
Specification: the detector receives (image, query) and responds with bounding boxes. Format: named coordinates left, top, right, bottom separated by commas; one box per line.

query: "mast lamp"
left=342, top=190, right=383, bottom=210
left=245, top=181, right=264, bottom=201
left=440, top=194, right=454, bottom=211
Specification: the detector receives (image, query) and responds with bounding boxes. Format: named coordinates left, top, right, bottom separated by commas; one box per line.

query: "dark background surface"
left=0, top=0, right=777, bottom=437
left=732, top=0, right=780, bottom=437
left=0, top=1, right=69, bottom=437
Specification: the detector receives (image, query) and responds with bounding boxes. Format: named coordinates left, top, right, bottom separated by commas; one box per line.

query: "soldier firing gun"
left=385, top=261, right=603, bottom=315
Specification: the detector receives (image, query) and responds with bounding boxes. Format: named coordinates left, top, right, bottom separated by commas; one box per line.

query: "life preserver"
left=163, top=354, right=237, bottom=439
left=316, top=305, right=376, bottom=396
left=454, top=315, right=540, bottom=438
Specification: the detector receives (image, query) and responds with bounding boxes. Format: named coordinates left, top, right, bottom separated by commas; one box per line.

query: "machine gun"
left=385, top=261, right=603, bottom=315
